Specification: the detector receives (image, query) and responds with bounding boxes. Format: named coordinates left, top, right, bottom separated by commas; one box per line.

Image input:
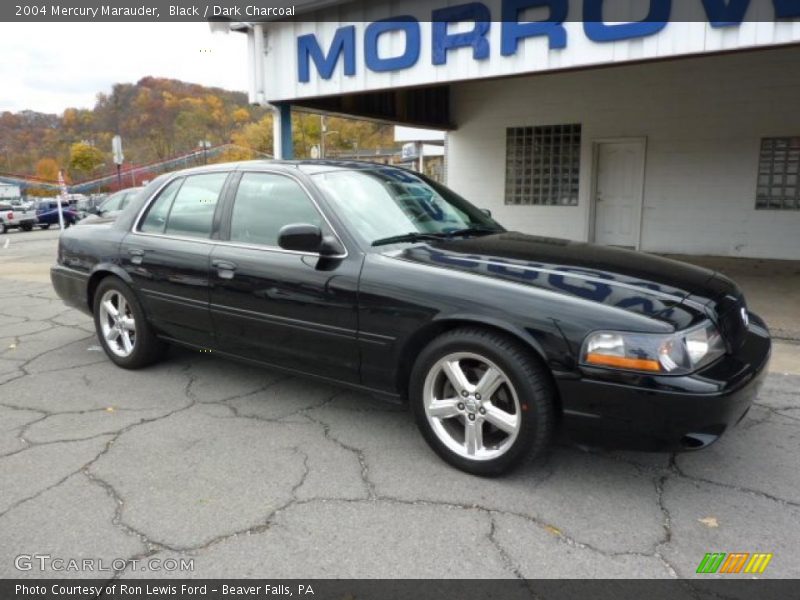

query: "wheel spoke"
left=117, top=295, right=128, bottom=317
left=102, top=300, right=118, bottom=318
left=423, top=351, right=522, bottom=463
left=484, top=403, right=519, bottom=435
left=475, top=367, right=504, bottom=400
left=120, top=330, right=133, bottom=353
left=105, top=328, right=120, bottom=342
left=464, top=419, right=483, bottom=456
left=120, top=316, right=136, bottom=332
left=428, top=398, right=461, bottom=420
left=442, top=359, right=472, bottom=395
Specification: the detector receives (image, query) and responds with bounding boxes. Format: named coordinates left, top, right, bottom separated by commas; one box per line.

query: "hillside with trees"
left=0, top=76, right=397, bottom=191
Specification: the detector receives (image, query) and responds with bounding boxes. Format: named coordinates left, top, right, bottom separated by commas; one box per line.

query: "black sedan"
left=51, top=161, right=771, bottom=475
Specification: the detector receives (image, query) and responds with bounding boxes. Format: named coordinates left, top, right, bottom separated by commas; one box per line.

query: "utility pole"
left=199, top=140, right=211, bottom=165
left=320, top=115, right=326, bottom=160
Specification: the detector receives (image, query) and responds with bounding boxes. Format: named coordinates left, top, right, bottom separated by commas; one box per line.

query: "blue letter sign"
left=501, top=0, right=568, bottom=55
left=365, top=17, right=421, bottom=72
left=431, top=3, right=491, bottom=65
left=583, top=0, right=670, bottom=42
left=298, top=26, right=356, bottom=82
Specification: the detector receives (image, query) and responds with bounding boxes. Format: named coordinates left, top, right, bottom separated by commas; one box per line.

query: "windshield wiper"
left=371, top=232, right=448, bottom=247
left=371, top=227, right=502, bottom=247
left=443, top=227, right=501, bottom=238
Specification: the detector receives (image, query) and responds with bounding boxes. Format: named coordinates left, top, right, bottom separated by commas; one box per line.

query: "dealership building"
left=238, top=0, right=800, bottom=259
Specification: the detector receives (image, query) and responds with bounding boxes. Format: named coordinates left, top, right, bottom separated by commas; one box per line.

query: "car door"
left=209, top=170, right=361, bottom=383
left=120, top=171, right=231, bottom=347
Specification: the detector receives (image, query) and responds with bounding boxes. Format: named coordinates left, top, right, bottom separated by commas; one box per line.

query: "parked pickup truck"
left=0, top=202, right=37, bottom=233
left=34, top=200, right=79, bottom=229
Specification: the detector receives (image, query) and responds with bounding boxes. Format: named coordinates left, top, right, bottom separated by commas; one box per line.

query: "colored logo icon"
left=696, top=552, right=773, bottom=574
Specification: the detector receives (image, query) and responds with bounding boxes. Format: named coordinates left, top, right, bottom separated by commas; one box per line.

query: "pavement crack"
left=487, top=513, right=526, bottom=580
left=0, top=464, right=90, bottom=520
left=671, top=455, right=800, bottom=508
left=301, top=400, right=377, bottom=500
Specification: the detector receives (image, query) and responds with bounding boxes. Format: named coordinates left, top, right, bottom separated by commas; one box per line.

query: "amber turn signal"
left=584, top=353, right=662, bottom=372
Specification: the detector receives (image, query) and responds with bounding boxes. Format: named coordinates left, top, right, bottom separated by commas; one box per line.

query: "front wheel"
left=40, top=223, right=51, bottom=230
left=20, top=223, right=33, bottom=232
left=93, top=277, right=166, bottom=369
left=410, top=328, right=555, bottom=476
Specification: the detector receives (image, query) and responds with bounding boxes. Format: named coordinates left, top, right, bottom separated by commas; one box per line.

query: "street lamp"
left=319, top=116, right=340, bottom=159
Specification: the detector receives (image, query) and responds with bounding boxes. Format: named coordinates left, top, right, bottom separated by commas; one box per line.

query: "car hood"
left=386, top=232, right=738, bottom=329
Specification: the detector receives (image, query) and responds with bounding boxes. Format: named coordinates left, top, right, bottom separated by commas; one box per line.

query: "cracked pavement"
left=1, top=229, right=799, bottom=580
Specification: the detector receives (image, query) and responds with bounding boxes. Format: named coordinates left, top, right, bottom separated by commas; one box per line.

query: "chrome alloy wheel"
left=422, top=352, right=522, bottom=461
left=98, top=289, right=137, bottom=358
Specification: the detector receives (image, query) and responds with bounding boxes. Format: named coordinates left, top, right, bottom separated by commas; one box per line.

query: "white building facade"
left=242, top=0, right=800, bottom=259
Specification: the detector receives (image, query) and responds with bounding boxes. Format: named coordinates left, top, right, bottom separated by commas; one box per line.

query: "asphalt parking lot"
left=1, top=227, right=799, bottom=579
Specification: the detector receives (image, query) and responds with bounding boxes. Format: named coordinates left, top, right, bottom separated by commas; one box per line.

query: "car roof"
left=163, top=159, right=411, bottom=178
left=109, top=186, right=143, bottom=195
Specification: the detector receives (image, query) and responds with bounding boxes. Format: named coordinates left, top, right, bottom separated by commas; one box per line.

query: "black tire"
left=40, top=224, right=51, bottom=230
left=21, top=223, right=33, bottom=232
left=410, top=327, right=555, bottom=476
left=92, top=277, right=167, bottom=369
left=1, top=224, right=6, bottom=234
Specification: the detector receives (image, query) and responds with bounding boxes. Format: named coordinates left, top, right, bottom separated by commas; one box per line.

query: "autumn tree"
left=1, top=76, right=396, bottom=185
left=69, top=142, right=106, bottom=177
left=29, top=158, right=61, bottom=196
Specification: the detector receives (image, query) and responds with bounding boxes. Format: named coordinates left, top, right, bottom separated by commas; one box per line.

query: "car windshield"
left=312, top=169, right=503, bottom=246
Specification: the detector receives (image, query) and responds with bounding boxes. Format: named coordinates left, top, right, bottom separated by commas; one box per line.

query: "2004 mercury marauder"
left=51, top=161, right=771, bottom=475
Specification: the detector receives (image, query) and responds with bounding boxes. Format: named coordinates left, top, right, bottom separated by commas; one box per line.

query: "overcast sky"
left=0, top=23, right=249, bottom=114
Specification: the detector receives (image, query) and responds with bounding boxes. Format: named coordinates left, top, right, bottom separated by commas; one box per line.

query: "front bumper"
left=557, top=314, right=771, bottom=451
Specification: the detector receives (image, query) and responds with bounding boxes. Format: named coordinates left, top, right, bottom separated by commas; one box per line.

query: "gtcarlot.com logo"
left=15, top=554, right=194, bottom=572
left=696, top=552, right=773, bottom=574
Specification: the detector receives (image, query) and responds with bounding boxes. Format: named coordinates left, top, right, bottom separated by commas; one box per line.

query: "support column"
left=272, top=103, right=294, bottom=160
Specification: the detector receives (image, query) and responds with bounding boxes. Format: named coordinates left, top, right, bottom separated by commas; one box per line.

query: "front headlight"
left=581, top=321, right=726, bottom=375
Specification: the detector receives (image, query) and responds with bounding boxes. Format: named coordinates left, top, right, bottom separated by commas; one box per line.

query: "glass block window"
left=756, top=137, right=800, bottom=210
left=505, top=124, right=581, bottom=206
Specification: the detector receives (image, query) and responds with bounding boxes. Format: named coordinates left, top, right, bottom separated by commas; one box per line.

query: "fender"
left=87, top=262, right=136, bottom=309
left=432, top=312, right=552, bottom=366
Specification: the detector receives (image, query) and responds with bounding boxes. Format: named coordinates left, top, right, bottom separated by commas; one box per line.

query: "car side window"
left=164, top=173, right=227, bottom=239
left=229, top=173, right=323, bottom=247
left=104, top=192, right=123, bottom=211
left=139, top=178, right=183, bottom=234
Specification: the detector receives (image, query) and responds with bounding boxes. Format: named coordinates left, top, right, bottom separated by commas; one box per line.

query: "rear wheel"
left=410, top=328, right=555, bottom=476
left=1, top=224, right=6, bottom=234
left=93, top=277, right=166, bottom=369
left=40, top=223, right=51, bottom=230
left=20, top=223, right=33, bottom=232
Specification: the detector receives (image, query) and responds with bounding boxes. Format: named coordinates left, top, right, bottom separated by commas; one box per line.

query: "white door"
left=593, top=140, right=646, bottom=248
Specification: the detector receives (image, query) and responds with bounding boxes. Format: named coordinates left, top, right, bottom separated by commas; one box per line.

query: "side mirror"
left=278, top=223, right=323, bottom=253
left=480, top=208, right=492, bottom=217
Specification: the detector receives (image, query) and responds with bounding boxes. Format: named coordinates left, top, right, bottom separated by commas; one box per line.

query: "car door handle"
left=212, top=260, right=237, bottom=270
left=128, top=248, right=145, bottom=265
left=212, top=260, right=237, bottom=279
